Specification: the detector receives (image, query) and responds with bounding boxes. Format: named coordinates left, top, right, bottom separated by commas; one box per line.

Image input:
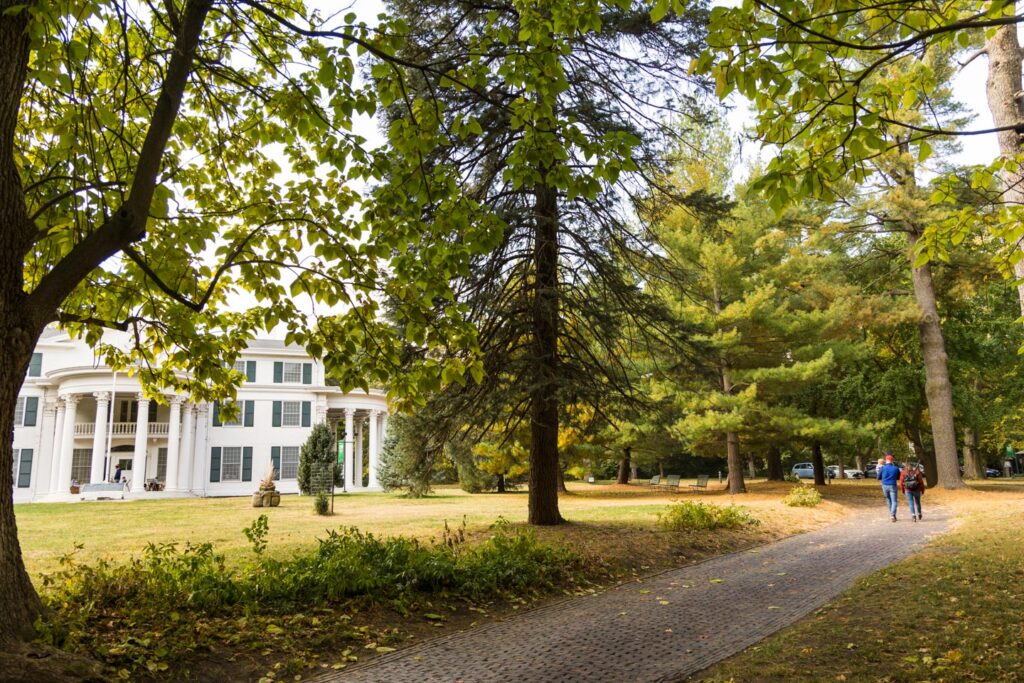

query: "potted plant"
left=252, top=464, right=281, bottom=508
left=69, top=479, right=80, bottom=495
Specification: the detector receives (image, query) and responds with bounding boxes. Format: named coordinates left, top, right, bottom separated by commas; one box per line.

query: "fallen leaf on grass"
left=709, top=578, right=724, bottom=584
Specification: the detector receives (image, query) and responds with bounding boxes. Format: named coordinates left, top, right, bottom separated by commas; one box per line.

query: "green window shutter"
left=273, top=362, right=283, bottom=383
left=301, top=401, right=311, bottom=427
left=148, top=400, right=158, bottom=423
left=272, top=401, right=282, bottom=427
left=242, top=447, right=253, bottom=481
left=209, top=447, right=221, bottom=482
left=28, top=353, right=42, bottom=377
left=302, top=363, right=312, bottom=385
left=243, top=400, right=255, bottom=427
left=17, top=449, right=33, bottom=488
left=23, top=397, right=38, bottom=427
left=212, top=401, right=221, bottom=427
left=246, top=361, right=256, bottom=383
left=271, top=447, right=281, bottom=481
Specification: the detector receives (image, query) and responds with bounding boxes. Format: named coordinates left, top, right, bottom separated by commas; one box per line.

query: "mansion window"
left=71, top=448, right=91, bottom=484
left=281, top=446, right=300, bottom=479
left=221, top=447, right=242, bottom=481
left=273, top=361, right=312, bottom=384
left=13, top=396, right=38, bottom=427
left=13, top=448, right=33, bottom=488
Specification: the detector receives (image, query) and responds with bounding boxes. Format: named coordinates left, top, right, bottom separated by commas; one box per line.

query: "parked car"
left=827, top=465, right=864, bottom=479
left=864, top=462, right=879, bottom=478
left=986, top=468, right=1002, bottom=478
left=792, top=463, right=834, bottom=480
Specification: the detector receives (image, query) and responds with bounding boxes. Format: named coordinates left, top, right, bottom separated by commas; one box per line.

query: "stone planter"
left=251, top=492, right=264, bottom=507
left=69, top=485, right=80, bottom=495
left=263, top=491, right=281, bottom=507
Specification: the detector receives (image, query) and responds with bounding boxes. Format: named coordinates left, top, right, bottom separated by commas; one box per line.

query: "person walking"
left=899, top=462, right=926, bottom=522
left=878, top=453, right=902, bottom=522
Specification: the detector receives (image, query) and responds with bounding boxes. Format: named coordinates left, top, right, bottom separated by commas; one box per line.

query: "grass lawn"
left=15, top=479, right=851, bottom=579
left=695, top=481, right=1024, bottom=682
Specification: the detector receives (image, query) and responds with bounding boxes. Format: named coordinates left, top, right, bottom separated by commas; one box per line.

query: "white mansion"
left=12, top=328, right=390, bottom=503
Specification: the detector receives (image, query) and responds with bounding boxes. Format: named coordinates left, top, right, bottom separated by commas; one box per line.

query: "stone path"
left=311, top=506, right=950, bottom=683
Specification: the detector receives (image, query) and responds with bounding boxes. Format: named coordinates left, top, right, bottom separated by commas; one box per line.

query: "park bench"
left=661, top=474, right=681, bottom=488
left=688, top=474, right=710, bottom=493
left=648, top=475, right=661, bottom=486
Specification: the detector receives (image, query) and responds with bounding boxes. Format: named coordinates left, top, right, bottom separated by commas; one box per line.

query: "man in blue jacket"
left=878, top=453, right=902, bottom=522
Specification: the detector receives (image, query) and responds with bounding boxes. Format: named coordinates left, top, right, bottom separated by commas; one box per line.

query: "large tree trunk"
left=811, top=441, right=826, bottom=486
left=962, top=426, right=984, bottom=480
left=984, top=20, right=1024, bottom=315
left=496, top=472, right=506, bottom=493
left=766, top=445, right=784, bottom=481
left=527, top=181, right=563, bottom=525
left=616, top=446, right=631, bottom=484
left=556, top=464, right=567, bottom=493
left=835, top=449, right=846, bottom=479
left=0, top=3, right=45, bottom=642
left=907, top=231, right=963, bottom=489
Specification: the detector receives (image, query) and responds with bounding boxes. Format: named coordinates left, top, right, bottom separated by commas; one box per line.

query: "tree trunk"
left=496, top=472, right=506, bottom=493
left=0, top=3, right=45, bottom=642
left=907, top=231, right=963, bottom=489
left=984, top=20, right=1024, bottom=315
left=714, top=286, right=745, bottom=494
left=836, top=449, right=846, bottom=479
left=658, top=461, right=664, bottom=478
left=556, top=464, right=567, bottom=493
left=812, top=441, right=826, bottom=486
left=746, top=454, right=756, bottom=479
left=616, top=446, right=631, bottom=484
left=527, top=181, right=563, bottom=524
left=766, top=445, right=784, bottom=481
left=962, top=426, right=984, bottom=480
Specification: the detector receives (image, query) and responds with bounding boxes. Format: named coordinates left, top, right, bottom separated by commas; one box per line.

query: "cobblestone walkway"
left=312, top=505, right=950, bottom=683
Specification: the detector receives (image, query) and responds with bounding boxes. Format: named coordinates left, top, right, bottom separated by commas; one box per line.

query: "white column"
left=381, top=411, right=389, bottom=445
left=90, top=392, right=110, bottom=484
left=192, top=403, right=211, bottom=496
left=57, top=394, right=80, bottom=490
left=131, top=394, right=150, bottom=492
left=47, top=398, right=66, bottom=495
left=343, top=408, right=355, bottom=491
left=179, top=403, right=195, bottom=492
left=164, top=396, right=182, bottom=490
left=353, top=418, right=364, bottom=489
left=367, top=409, right=380, bottom=490
left=36, top=399, right=59, bottom=496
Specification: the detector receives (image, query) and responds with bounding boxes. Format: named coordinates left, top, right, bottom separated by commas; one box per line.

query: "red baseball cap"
left=884, top=454, right=894, bottom=462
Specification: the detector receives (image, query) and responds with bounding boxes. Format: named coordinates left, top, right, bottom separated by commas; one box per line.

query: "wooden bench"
left=661, top=474, right=681, bottom=488
left=688, top=474, right=710, bottom=493
left=648, top=475, right=661, bottom=486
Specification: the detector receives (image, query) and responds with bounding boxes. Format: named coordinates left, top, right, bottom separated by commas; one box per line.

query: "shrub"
left=657, top=501, right=760, bottom=531
left=313, top=492, right=330, bottom=515
left=783, top=485, right=823, bottom=507
left=783, top=472, right=800, bottom=483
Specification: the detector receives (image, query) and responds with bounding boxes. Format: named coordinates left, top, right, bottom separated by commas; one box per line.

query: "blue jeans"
left=882, top=485, right=899, bottom=517
left=905, top=490, right=922, bottom=517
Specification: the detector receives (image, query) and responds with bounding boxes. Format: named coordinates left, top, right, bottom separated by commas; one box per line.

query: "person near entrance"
left=114, top=464, right=123, bottom=483
left=878, top=453, right=902, bottom=522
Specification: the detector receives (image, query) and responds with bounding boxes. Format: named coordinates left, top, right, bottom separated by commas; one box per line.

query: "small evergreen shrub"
left=657, top=501, right=760, bottom=531
left=783, top=485, right=823, bottom=507
left=783, top=472, right=800, bottom=483
left=313, top=492, right=330, bottom=515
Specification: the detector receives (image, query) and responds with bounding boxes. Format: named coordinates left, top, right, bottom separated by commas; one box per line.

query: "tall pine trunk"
left=907, top=231, right=963, bottom=489
left=812, top=441, right=826, bottom=486
left=616, top=446, right=631, bottom=484
left=713, top=285, right=745, bottom=494
left=984, top=19, right=1024, bottom=315
left=527, top=181, right=563, bottom=524
left=766, top=445, right=784, bottom=481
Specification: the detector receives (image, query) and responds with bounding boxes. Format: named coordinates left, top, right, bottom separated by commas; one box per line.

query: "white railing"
left=74, top=422, right=169, bottom=437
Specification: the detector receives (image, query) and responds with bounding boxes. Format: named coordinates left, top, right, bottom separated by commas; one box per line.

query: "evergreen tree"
left=298, top=423, right=341, bottom=494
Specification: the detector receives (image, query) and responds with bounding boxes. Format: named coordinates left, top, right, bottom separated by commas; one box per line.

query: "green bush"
left=657, top=501, right=760, bottom=531
left=783, top=485, right=823, bottom=507
left=41, top=518, right=582, bottom=625
left=783, top=472, right=800, bottom=483
left=313, top=492, right=330, bottom=515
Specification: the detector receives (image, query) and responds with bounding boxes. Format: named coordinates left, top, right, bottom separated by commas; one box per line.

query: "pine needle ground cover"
left=697, top=484, right=1024, bottom=682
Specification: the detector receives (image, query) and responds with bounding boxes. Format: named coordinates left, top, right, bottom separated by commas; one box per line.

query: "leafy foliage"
left=298, top=423, right=341, bottom=495
left=657, top=501, right=760, bottom=531
left=782, top=486, right=823, bottom=508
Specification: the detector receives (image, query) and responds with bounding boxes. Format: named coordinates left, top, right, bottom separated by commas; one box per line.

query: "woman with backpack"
left=899, top=463, right=926, bottom=522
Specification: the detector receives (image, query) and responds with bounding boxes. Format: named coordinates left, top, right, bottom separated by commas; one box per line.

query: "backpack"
left=903, top=467, right=921, bottom=491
